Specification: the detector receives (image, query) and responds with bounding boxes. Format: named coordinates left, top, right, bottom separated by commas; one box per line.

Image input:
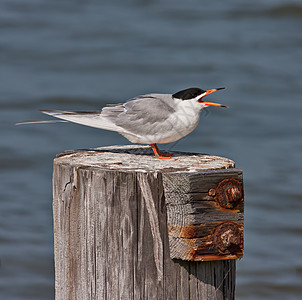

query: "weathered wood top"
left=55, top=145, right=235, bottom=172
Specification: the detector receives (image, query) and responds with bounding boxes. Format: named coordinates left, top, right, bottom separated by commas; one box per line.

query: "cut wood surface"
left=53, top=145, right=242, bottom=300
left=56, top=145, right=235, bottom=171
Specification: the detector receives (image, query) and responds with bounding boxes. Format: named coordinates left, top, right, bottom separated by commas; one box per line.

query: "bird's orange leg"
left=150, top=144, right=173, bottom=159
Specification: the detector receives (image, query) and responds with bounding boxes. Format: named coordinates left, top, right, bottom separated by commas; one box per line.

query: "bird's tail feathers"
left=40, top=109, right=122, bottom=132
left=17, top=110, right=123, bottom=134
left=16, top=120, right=68, bottom=125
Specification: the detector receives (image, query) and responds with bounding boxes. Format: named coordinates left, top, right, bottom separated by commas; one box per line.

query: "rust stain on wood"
left=191, top=254, right=241, bottom=261
left=169, top=224, right=201, bottom=238
left=168, top=221, right=243, bottom=261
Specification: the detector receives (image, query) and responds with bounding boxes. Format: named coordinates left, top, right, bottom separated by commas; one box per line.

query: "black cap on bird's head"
left=173, top=87, right=228, bottom=107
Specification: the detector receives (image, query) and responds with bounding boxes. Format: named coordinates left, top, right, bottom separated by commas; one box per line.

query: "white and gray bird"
left=18, top=87, right=227, bottom=159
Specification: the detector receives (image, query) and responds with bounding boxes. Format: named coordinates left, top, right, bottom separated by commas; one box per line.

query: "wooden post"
left=53, top=145, right=243, bottom=300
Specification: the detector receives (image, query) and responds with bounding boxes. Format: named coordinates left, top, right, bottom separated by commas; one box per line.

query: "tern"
left=18, top=87, right=227, bottom=159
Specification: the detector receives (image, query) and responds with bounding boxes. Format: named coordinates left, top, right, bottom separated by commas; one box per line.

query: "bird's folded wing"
left=108, top=95, right=176, bottom=135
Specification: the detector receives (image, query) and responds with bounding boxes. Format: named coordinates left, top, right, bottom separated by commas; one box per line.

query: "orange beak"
left=198, top=87, right=228, bottom=108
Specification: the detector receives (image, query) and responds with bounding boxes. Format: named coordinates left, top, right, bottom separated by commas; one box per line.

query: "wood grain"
left=53, top=145, right=240, bottom=300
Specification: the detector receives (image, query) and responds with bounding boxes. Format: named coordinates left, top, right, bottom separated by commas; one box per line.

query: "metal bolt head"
left=214, top=178, right=243, bottom=209
left=212, top=222, right=243, bottom=255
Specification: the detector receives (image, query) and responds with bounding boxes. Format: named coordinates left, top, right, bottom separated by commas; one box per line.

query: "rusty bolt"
left=212, top=222, right=242, bottom=255
left=211, top=178, right=243, bottom=209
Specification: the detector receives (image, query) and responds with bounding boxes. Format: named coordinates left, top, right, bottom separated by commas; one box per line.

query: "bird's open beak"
left=198, top=87, right=228, bottom=108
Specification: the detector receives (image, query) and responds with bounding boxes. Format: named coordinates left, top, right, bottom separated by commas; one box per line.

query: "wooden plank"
left=162, top=169, right=244, bottom=261
left=53, top=145, right=241, bottom=299
left=162, top=169, right=243, bottom=194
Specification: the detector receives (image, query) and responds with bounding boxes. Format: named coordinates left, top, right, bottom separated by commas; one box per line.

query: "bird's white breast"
left=166, top=98, right=202, bottom=140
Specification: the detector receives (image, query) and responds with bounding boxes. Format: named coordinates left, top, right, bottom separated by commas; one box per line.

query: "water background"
left=1, top=1, right=302, bottom=299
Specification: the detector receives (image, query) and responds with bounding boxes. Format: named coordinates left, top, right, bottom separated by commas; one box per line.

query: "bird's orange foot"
left=150, top=143, right=173, bottom=159
left=154, top=153, right=173, bottom=159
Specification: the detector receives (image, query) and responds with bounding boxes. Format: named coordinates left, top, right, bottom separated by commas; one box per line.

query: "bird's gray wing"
left=103, top=94, right=176, bottom=135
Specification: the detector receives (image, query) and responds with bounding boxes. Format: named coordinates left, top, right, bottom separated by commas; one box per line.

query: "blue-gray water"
left=1, top=1, right=302, bottom=299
